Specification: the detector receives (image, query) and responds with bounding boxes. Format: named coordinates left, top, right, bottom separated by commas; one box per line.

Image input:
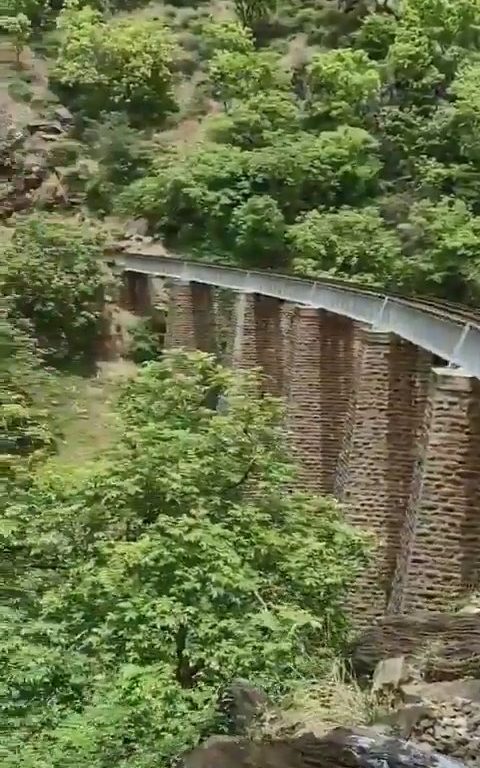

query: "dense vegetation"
left=2, top=0, right=480, bottom=764
left=2, top=0, right=479, bottom=300
left=1, top=348, right=368, bottom=766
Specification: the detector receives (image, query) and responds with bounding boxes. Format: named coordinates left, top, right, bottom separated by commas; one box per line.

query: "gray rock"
left=182, top=726, right=468, bottom=768
left=124, top=217, right=149, bottom=239
left=219, top=678, right=269, bottom=734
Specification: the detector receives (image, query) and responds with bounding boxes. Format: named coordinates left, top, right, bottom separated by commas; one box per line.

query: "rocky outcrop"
left=182, top=726, right=468, bottom=768
left=350, top=613, right=480, bottom=681
left=0, top=108, right=73, bottom=218
left=407, top=699, right=480, bottom=766
left=368, top=657, right=480, bottom=765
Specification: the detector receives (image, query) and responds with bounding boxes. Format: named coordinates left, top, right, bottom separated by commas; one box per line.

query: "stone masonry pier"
left=118, top=269, right=480, bottom=623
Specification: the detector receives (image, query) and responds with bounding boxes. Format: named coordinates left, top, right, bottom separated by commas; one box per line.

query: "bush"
left=128, top=315, right=165, bottom=364
left=52, top=2, right=177, bottom=123
left=2, top=215, right=110, bottom=363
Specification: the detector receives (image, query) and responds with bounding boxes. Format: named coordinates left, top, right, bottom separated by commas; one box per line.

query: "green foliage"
left=0, top=311, right=55, bottom=481
left=1, top=351, right=369, bottom=766
left=117, top=126, right=380, bottom=263
left=305, top=48, right=380, bottom=127
left=128, top=315, right=164, bottom=364
left=116, top=143, right=251, bottom=248
left=207, top=91, right=301, bottom=148
left=208, top=49, right=291, bottom=106
left=83, top=114, right=157, bottom=213
left=1, top=215, right=109, bottom=363
left=0, top=11, right=31, bottom=64
left=397, top=196, right=480, bottom=300
left=232, top=194, right=286, bottom=266
left=112, top=0, right=480, bottom=300
left=199, top=18, right=254, bottom=57
left=288, top=206, right=403, bottom=285
left=53, top=0, right=177, bottom=122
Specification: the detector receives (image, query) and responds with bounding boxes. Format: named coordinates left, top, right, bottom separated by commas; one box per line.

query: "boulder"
left=408, top=698, right=480, bottom=766
left=124, top=217, right=149, bottom=239
left=219, top=678, right=269, bottom=734
left=182, top=726, right=468, bottom=768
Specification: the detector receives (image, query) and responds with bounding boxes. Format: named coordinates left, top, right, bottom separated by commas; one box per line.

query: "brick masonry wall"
left=387, top=348, right=433, bottom=614
left=334, top=321, right=368, bottom=498
left=100, top=271, right=154, bottom=360
left=191, top=283, right=218, bottom=354
left=337, top=330, right=432, bottom=624
left=215, top=288, right=237, bottom=364
left=164, top=279, right=196, bottom=349
left=254, top=295, right=285, bottom=396
left=318, top=312, right=357, bottom=493
left=231, top=292, right=257, bottom=370
left=120, top=272, right=151, bottom=315
left=396, top=368, right=480, bottom=613
left=158, top=276, right=480, bottom=619
left=231, top=292, right=286, bottom=396
left=285, top=307, right=323, bottom=493
left=281, top=307, right=359, bottom=495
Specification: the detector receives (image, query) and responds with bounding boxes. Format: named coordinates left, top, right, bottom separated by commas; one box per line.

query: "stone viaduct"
left=110, top=245, right=480, bottom=625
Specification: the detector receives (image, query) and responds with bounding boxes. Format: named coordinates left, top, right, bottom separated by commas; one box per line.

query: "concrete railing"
left=111, top=245, right=480, bottom=379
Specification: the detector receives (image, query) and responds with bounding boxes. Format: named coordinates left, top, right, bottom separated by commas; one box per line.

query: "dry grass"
left=256, top=660, right=386, bottom=739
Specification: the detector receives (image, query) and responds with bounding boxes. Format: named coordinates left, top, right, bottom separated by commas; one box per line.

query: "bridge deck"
left=112, top=246, right=480, bottom=379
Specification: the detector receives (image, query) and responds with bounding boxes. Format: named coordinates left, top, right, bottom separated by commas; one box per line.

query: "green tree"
left=0, top=311, right=55, bottom=482
left=288, top=206, right=403, bottom=285
left=207, top=91, right=301, bottom=148
left=397, top=196, right=480, bottom=300
left=1, top=351, right=369, bottom=766
left=232, top=194, right=286, bottom=265
left=0, top=11, right=32, bottom=66
left=247, top=127, right=381, bottom=218
left=233, top=0, right=276, bottom=31
left=116, top=143, right=251, bottom=249
left=305, top=48, right=381, bottom=128
left=208, top=49, right=291, bottom=107
left=83, top=113, right=157, bottom=213
left=53, top=0, right=177, bottom=121
left=1, top=215, right=109, bottom=363
left=199, top=19, right=254, bottom=58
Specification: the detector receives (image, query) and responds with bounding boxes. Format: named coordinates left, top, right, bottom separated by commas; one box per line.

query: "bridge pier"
left=231, top=292, right=286, bottom=396
left=283, top=307, right=359, bottom=495
left=336, top=329, right=433, bottom=623
left=165, top=279, right=217, bottom=353
left=286, top=307, right=323, bottom=493
left=390, top=367, right=480, bottom=613
left=120, top=271, right=152, bottom=315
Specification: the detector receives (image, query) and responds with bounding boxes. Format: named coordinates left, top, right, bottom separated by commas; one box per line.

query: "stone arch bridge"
left=110, top=244, right=480, bottom=625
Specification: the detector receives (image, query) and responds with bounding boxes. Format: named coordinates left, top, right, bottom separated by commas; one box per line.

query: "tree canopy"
left=2, top=215, right=109, bottom=363
left=52, top=0, right=177, bottom=121
left=2, top=352, right=369, bottom=766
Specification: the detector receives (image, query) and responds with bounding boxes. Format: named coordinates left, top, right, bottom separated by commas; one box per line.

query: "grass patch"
left=46, top=359, right=137, bottom=470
